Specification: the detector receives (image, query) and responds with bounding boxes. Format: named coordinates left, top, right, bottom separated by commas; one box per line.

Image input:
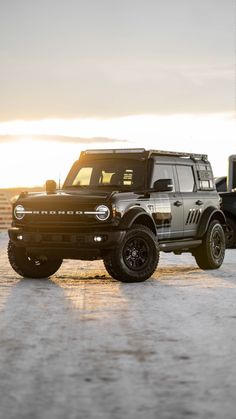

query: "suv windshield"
left=64, top=158, right=145, bottom=189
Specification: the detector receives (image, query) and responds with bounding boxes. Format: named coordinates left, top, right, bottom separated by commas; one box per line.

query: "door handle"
left=174, top=200, right=183, bottom=207
left=196, top=200, right=203, bottom=206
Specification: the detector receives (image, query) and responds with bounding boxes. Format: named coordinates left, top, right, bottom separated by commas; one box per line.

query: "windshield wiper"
left=96, top=184, right=121, bottom=188
left=64, top=185, right=88, bottom=188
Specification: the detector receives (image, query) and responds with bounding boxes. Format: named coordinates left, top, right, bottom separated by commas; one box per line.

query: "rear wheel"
left=104, top=225, right=159, bottom=282
left=194, top=220, right=225, bottom=270
left=225, top=217, right=236, bottom=248
left=8, top=241, right=62, bottom=278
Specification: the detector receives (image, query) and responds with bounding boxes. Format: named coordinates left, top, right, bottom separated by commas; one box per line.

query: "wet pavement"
left=1, top=232, right=236, bottom=419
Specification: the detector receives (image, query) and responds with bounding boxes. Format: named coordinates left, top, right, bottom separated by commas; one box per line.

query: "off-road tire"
left=225, top=217, right=236, bottom=248
left=8, top=241, right=63, bottom=278
left=194, top=220, right=225, bottom=270
left=103, top=224, right=159, bottom=282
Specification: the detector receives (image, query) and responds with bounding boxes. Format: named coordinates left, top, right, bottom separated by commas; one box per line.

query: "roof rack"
left=81, top=148, right=208, bottom=161
left=148, top=150, right=208, bottom=161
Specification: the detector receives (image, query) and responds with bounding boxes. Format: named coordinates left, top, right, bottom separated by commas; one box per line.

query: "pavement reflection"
left=51, top=274, right=128, bottom=319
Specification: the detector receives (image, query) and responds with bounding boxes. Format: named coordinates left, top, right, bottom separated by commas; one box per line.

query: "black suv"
left=8, top=148, right=226, bottom=282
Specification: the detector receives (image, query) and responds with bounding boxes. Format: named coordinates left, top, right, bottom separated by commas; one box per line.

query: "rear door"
left=176, top=164, right=201, bottom=238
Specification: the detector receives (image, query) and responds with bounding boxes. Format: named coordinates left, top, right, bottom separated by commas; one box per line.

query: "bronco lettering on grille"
left=30, top=210, right=84, bottom=215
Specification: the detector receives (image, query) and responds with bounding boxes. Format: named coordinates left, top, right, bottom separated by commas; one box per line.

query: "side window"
left=196, top=163, right=214, bottom=190
left=233, top=160, right=236, bottom=190
left=176, top=165, right=195, bottom=192
left=152, top=164, right=175, bottom=192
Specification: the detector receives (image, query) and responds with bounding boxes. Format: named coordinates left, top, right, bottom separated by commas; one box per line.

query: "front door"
left=150, top=163, right=184, bottom=239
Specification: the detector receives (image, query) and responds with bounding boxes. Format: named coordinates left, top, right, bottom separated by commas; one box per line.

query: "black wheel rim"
left=123, top=237, right=149, bottom=271
left=211, top=229, right=224, bottom=259
left=225, top=224, right=234, bottom=246
left=26, top=255, right=48, bottom=267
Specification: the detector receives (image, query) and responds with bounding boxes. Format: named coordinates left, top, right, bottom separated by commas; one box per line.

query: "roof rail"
left=148, top=150, right=208, bottom=161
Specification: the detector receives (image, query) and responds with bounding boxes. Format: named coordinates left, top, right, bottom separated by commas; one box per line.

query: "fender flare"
left=196, top=206, right=226, bottom=238
left=119, top=207, right=156, bottom=234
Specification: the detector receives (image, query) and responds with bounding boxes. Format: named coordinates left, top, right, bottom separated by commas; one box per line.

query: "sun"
left=0, top=138, right=81, bottom=188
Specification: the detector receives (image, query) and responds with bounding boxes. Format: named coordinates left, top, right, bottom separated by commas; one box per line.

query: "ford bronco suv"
left=8, top=148, right=226, bottom=282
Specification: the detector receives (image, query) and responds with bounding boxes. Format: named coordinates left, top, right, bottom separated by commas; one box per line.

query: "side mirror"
left=46, top=179, right=57, bottom=194
left=153, top=178, right=173, bottom=192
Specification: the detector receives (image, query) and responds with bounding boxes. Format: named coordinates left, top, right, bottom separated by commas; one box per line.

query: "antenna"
left=58, top=172, right=61, bottom=190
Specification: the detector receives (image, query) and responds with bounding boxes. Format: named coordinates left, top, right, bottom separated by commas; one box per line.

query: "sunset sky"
left=0, top=0, right=235, bottom=187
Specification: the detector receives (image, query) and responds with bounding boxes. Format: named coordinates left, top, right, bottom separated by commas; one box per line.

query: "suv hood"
left=13, top=189, right=114, bottom=226
left=17, top=188, right=114, bottom=205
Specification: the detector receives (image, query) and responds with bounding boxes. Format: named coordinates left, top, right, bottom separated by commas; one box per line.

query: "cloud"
left=0, top=135, right=126, bottom=144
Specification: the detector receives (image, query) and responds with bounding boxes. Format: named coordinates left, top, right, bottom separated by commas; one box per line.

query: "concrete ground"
left=0, top=231, right=236, bottom=419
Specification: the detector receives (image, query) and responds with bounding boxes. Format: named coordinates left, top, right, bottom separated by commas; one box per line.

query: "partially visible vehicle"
left=215, top=177, right=227, bottom=192
left=216, top=155, right=236, bottom=247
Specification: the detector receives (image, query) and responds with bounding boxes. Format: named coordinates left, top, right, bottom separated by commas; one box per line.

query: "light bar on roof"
left=84, top=148, right=146, bottom=154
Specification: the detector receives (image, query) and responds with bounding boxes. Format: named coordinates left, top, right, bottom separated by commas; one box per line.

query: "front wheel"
left=104, top=225, right=159, bottom=282
left=194, top=220, right=225, bottom=270
left=8, top=241, right=63, bottom=278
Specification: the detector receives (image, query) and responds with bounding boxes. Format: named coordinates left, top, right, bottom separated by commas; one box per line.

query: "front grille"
left=24, top=232, right=86, bottom=245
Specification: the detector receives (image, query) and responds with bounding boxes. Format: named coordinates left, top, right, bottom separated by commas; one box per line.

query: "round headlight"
left=14, top=205, right=25, bottom=220
left=95, top=205, right=110, bottom=221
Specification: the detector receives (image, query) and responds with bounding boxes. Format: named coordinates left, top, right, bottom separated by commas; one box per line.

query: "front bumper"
left=8, top=227, right=126, bottom=260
